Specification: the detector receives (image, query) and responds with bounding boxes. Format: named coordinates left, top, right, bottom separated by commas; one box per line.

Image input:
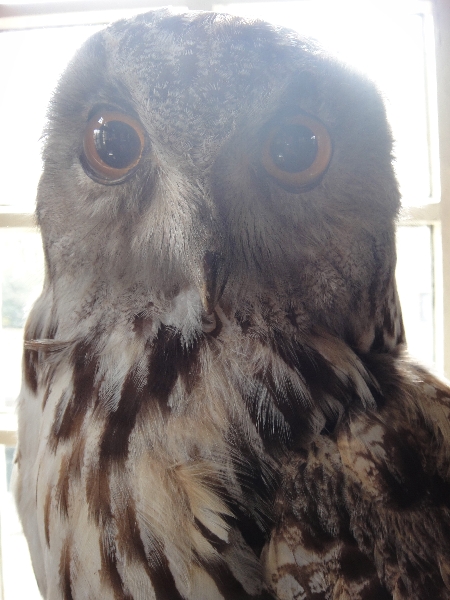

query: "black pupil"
left=94, top=120, right=141, bottom=169
left=270, top=124, right=318, bottom=173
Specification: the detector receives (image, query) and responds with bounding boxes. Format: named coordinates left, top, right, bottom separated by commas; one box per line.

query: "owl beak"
left=201, top=251, right=227, bottom=314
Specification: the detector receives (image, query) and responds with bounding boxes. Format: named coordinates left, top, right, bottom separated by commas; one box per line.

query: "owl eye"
left=82, top=111, right=146, bottom=184
left=261, top=114, right=332, bottom=190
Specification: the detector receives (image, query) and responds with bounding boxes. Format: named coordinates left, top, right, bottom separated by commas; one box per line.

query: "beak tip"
left=200, top=285, right=215, bottom=315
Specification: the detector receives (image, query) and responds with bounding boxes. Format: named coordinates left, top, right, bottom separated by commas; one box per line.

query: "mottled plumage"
left=14, top=8, right=450, bottom=600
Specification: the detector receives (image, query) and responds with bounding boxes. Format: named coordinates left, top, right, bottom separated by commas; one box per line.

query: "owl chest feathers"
left=18, top=284, right=388, bottom=599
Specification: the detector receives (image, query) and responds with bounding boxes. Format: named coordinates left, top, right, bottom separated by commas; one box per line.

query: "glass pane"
left=0, top=25, right=104, bottom=213
left=0, top=229, right=44, bottom=599
left=1, top=3, right=437, bottom=209
left=0, top=229, right=45, bottom=414
left=214, top=0, right=437, bottom=206
left=396, top=225, right=434, bottom=366
left=0, top=445, right=41, bottom=600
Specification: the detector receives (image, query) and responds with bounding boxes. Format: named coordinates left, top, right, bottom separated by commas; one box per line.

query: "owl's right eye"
left=81, top=111, right=146, bottom=184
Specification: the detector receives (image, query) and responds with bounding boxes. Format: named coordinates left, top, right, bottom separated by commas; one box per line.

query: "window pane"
left=0, top=228, right=44, bottom=599
left=396, top=225, right=434, bottom=366
left=1, top=2, right=438, bottom=209
left=0, top=448, right=41, bottom=600
left=0, top=229, right=44, bottom=413
left=214, top=0, right=438, bottom=206
left=0, top=25, right=103, bottom=212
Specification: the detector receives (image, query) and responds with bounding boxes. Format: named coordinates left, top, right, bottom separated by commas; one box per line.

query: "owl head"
left=35, top=8, right=403, bottom=354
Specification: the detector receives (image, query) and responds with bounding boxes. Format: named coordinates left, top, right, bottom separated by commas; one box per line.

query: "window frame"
left=433, top=0, right=450, bottom=378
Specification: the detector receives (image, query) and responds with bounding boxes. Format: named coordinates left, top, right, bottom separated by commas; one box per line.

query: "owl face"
left=37, top=9, right=400, bottom=349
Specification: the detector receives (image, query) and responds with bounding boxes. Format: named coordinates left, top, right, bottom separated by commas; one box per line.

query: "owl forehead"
left=101, top=11, right=319, bottom=147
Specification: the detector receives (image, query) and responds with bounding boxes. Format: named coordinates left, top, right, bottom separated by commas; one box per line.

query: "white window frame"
left=433, top=0, right=450, bottom=378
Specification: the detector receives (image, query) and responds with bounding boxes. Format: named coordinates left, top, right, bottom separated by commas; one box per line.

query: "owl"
left=14, top=8, right=450, bottom=600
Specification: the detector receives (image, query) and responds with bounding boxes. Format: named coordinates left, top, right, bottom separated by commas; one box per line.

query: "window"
left=0, top=1, right=448, bottom=597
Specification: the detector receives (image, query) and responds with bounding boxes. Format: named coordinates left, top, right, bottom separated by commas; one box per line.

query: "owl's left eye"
left=261, top=113, right=332, bottom=190
left=82, top=111, right=146, bottom=184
